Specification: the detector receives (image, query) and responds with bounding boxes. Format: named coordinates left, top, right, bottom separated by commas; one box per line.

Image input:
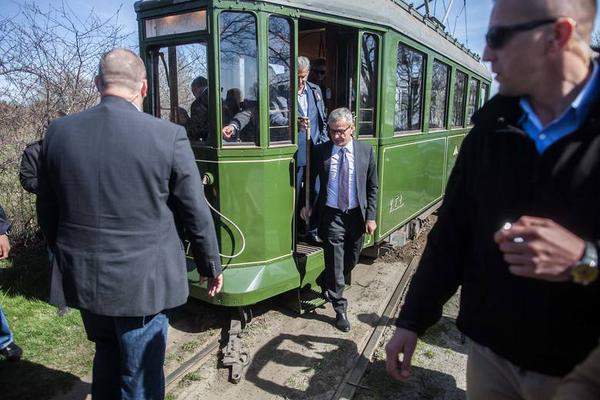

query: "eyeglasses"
left=485, top=18, right=557, bottom=50
left=330, top=125, right=352, bottom=135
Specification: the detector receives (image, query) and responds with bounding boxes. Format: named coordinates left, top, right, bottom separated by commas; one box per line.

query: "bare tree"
left=0, top=1, right=132, bottom=241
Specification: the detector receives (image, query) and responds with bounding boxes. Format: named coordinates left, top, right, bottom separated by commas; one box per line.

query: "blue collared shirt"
left=519, top=61, right=600, bottom=153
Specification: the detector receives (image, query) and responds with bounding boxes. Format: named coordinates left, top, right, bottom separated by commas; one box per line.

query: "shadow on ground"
left=356, top=362, right=466, bottom=400
left=0, top=244, right=49, bottom=301
left=0, top=359, right=90, bottom=400
left=245, top=333, right=357, bottom=399
left=419, top=316, right=467, bottom=355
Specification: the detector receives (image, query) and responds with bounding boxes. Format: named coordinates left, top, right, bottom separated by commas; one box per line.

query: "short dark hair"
left=191, top=76, right=208, bottom=90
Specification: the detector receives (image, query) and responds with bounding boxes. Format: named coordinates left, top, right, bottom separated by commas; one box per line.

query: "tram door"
left=297, top=21, right=358, bottom=244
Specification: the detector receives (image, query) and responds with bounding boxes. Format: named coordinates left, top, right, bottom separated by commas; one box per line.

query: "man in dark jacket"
left=386, top=0, right=600, bottom=399
left=0, top=205, right=22, bottom=362
left=38, top=48, right=223, bottom=399
left=186, top=76, right=209, bottom=142
left=301, top=108, right=378, bottom=332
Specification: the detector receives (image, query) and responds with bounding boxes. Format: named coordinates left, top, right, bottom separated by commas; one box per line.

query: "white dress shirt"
left=298, top=87, right=308, bottom=117
left=326, top=141, right=358, bottom=210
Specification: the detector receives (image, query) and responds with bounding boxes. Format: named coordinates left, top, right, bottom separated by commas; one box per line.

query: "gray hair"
left=298, top=56, right=311, bottom=71
left=328, top=107, right=354, bottom=126
left=97, top=48, right=146, bottom=93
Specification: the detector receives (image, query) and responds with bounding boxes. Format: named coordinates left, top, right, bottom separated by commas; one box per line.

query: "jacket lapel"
left=323, top=141, right=334, bottom=181
left=353, top=140, right=365, bottom=199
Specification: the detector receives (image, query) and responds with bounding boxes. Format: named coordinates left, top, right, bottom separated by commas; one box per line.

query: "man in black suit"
left=302, top=107, right=378, bottom=332
left=38, top=48, right=223, bottom=399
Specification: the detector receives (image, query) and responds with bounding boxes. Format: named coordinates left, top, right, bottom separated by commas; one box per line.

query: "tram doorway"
left=298, top=20, right=358, bottom=114
left=294, top=20, right=358, bottom=247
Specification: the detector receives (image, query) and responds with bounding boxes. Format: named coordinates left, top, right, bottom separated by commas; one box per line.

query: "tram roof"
left=135, top=0, right=492, bottom=79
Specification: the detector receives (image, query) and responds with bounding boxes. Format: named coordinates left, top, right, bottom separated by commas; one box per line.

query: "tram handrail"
left=204, top=197, right=247, bottom=259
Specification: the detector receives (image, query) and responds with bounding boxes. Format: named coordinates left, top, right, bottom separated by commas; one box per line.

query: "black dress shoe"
left=335, top=311, right=351, bottom=332
left=0, top=342, right=23, bottom=362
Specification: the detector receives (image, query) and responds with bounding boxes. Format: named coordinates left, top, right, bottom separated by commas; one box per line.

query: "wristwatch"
left=572, top=242, right=599, bottom=285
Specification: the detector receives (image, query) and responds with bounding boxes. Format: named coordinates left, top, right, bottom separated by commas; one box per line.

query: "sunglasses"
left=486, top=18, right=557, bottom=50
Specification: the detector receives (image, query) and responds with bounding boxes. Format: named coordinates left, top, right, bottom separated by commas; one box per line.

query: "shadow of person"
left=355, top=312, right=381, bottom=328
left=0, top=244, right=49, bottom=301
left=355, top=362, right=466, bottom=400
left=245, top=333, right=359, bottom=399
left=419, top=316, right=467, bottom=355
left=0, top=359, right=90, bottom=400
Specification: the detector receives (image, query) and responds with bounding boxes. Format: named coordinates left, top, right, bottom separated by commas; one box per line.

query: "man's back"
left=42, top=95, right=220, bottom=316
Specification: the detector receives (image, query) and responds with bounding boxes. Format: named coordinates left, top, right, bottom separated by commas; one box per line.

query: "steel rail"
left=331, top=255, right=421, bottom=400
left=165, top=338, right=220, bottom=389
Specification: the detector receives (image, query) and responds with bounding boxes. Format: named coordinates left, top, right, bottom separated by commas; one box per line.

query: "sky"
left=2, top=0, right=600, bottom=91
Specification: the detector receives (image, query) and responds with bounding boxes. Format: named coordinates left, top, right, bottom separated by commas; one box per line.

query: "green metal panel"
left=195, top=156, right=295, bottom=266
left=376, top=135, right=446, bottom=240
left=446, top=133, right=466, bottom=183
left=187, top=255, right=300, bottom=306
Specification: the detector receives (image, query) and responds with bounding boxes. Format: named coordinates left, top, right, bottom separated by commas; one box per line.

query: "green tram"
left=134, top=0, right=490, bottom=333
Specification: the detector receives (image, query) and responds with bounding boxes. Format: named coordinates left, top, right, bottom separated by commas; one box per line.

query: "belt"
left=325, top=206, right=360, bottom=214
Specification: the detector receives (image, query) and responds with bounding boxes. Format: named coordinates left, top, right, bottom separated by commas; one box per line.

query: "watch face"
left=572, top=264, right=599, bottom=286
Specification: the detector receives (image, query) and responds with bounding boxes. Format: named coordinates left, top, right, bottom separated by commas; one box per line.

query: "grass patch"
left=179, top=371, right=203, bottom=387
left=0, top=246, right=93, bottom=400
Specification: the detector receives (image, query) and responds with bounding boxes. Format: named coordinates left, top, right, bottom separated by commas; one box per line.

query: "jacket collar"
left=100, top=95, right=140, bottom=111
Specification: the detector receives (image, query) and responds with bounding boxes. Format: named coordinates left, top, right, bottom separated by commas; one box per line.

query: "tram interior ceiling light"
left=145, top=10, right=207, bottom=38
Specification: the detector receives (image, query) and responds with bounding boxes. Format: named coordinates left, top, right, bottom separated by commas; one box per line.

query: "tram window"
left=466, top=78, right=479, bottom=125
left=148, top=42, right=211, bottom=146
left=268, top=16, right=293, bottom=144
left=394, top=43, right=425, bottom=133
left=429, top=60, right=450, bottom=130
left=452, top=70, right=467, bottom=128
left=220, top=12, right=259, bottom=147
left=358, top=33, right=379, bottom=137
left=480, top=82, right=490, bottom=107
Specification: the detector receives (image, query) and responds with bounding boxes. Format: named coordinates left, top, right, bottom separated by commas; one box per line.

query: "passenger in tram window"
left=0, top=204, right=22, bottom=362
left=385, top=1, right=600, bottom=399
left=309, top=58, right=331, bottom=111
left=186, top=76, right=209, bottom=141
left=221, top=91, right=259, bottom=143
left=170, top=106, right=190, bottom=127
left=222, top=88, right=242, bottom=126
left=301, top=107, right=378, bottom=332
left=37, top=48, right=223, bottom=399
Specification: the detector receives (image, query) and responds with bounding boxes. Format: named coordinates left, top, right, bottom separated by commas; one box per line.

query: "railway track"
left=164, top=255, right=420, bottom=395
left=331, top=255, right=419, bottom=400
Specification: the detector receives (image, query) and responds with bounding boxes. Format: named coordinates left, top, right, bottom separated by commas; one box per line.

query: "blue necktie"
left=337, top=147, right=349, bottom=211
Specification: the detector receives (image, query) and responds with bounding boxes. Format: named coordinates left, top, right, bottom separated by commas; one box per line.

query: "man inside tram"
left=295, top=56, right=329, bottom=243
left=308, top=58, right=331, bottom=112
left=186, top=75, right=209, bottom=141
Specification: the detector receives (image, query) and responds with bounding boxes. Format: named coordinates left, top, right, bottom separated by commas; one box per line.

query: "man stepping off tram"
left=302, top=107, right=378, bottom=332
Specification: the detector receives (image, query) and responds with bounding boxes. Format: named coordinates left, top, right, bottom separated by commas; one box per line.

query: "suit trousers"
left=0, top=304, right=14, bottom=350
left=81, top=310, right=169, bottom=400
left=319, top=206, right=364, bottom=314
left=467, top=339, right=562, bottom=400
left=553, top=340, right=600, bottom=400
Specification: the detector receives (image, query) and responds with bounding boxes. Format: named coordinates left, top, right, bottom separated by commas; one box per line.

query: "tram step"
left=295, top=242, right=323, bottom=257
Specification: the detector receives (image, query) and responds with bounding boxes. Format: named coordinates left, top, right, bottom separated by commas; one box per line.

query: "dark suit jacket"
left=310, top=140, right=378, bottom=224
left=38, top=95, right=222, bottom=317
